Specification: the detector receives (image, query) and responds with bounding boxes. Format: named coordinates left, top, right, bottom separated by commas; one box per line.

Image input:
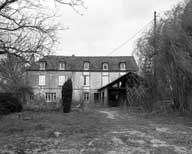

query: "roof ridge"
left=44, top=55, right=133, bottom=58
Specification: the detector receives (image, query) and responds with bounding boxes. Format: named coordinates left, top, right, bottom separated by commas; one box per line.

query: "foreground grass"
left=0, top=110, right=110, bottom=154
left=1, top=108, right=192, bottom=154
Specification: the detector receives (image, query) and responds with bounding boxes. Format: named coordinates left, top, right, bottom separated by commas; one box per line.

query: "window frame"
left=102, top=63, right=109, bottom=71
left=39, top=75, right=45, bottom=86
left=59, top=62, right=65, bottom=70
left=120, top=62, right=126, bottom=70
left=45, top=92, right=57, bottom=102
left=83, top=62, right=90, bottom=70
left=83, top=92, right=89, bottom=101
left=58, top=75, right=66, bottom=86
left=29, top=95, right=34, bottom=101
left=83, top=75, right=90, bottom=86
left=39, top=62, right=46, bottom=70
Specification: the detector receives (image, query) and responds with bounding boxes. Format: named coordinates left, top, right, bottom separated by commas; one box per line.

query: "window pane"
left=40, top=62, right=45, bottom=70
left=83, top=76, right=89, bottom=86
left=120, top=63, right=126, bottom=70
left=59, top=76, right=65, bottom=86
left=54, top=93, right=56, bottom=100
left=83, top=92, right=89, bottom=101
left=83, top=76, right=86, bottom=85
left=45, top=93, right=56, bottom=102
left=39, top=75, right=45, bottom=86
left=84, top=62, right=89, bottom=70
left=59, top=62, right=65, bottom=70
left=103, top=63, right=108, bottom=70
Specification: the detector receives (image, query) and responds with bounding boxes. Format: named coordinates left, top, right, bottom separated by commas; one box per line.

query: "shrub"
left=0, top=93, right=22, bottom=115
left=62, top=79, right=73, bottom=113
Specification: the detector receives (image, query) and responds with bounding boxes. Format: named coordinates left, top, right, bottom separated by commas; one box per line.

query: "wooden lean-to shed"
left=98, top=72, right=142, bottom=107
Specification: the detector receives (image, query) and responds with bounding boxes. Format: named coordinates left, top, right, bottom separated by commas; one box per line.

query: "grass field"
left=0, top=110, right=111, bottom=154
left=0, top=108, right=192, bottom=154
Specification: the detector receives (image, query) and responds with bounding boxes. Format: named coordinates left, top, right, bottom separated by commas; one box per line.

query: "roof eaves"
left=98, top=72, right=130, bottom=91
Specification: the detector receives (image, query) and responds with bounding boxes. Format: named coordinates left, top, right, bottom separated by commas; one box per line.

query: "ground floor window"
left=83, top=92, right=89, bottom=101
left=45, top=93, right=56, bottom=102
left=29, top=95, right=34, bottom=101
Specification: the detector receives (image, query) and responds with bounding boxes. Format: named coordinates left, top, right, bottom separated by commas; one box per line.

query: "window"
left=58, top=76, right=66, bottom=86
left=58, top=76, right=65, bottom=86
left=84, top=62, right=90, bottom=70
left=83, top=76, right=90, bottom=86
left=103, top=63, right=108, bottom=70
left=39, top=75, right=45, bottom=86
left=120, top=63, right=126, bottom=70
left=45, top=93, right=56, bottom=102
left=102, top=76, right=109, bottom=86
left=120, top=63, right=126, bottom=76
left=39, top=62, right=46, bottom=70
left=59, top=62, right=65, bottom=70
left=30, top=95, right=34, bottom=101
left=83, top=92, right=89, bottom=101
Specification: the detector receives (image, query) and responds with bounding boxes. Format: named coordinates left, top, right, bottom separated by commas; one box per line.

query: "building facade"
left=26, top=56, right=138, bottom=104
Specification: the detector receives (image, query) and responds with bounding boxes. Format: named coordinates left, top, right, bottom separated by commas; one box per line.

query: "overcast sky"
left=53, top=0, right=181, bottom=56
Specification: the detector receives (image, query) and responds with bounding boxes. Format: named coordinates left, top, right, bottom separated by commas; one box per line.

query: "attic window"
left=120, top=63, right=126, bottom=70
left=59, top=62, right=65, bottom=70
left=39, top=62, right=46, bottom=70
left=103, top=63, right=108, bottom=70
left=84, top=62, right=90, bottom=70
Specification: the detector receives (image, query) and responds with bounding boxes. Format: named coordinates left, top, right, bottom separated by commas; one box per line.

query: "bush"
left=62, top=79, right=73, bottom=113
left=0, top=93, right=22, bottom=115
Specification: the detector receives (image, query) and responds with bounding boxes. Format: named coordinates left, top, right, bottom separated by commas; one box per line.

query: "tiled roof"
left=27, top=55, right=138, bottom=71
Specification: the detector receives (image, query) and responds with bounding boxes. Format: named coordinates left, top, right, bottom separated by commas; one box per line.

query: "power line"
left=106, top=19, right=154, bottom=56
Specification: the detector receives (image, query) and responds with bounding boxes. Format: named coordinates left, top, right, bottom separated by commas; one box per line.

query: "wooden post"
left=153, top=11, right=158, bottom=103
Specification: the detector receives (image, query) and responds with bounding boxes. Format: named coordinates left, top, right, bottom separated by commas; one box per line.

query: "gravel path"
left=94, top=108, right=192, bottom=154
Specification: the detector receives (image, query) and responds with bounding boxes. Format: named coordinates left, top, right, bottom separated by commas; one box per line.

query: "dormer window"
left=39, top=62, right=46, bottom=70
left=84, top=62, right=90, bottom=70
left=103, top=63, right=108, bottom=70
left=120, top=63, right=126, bottom=70
left=59, top=62, right=65, bottom=70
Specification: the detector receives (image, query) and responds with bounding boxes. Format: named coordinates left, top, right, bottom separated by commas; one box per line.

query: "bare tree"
left=0, top=0, right=85, bottom=63
left=135, top=0, right=192, bottom=112
left=0, top=55, right=33, bottom=104
left=0, top=0, right=85, bottom=102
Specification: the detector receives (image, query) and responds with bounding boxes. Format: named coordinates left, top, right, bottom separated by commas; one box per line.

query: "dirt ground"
left=0, top=108, right=192, bottom=154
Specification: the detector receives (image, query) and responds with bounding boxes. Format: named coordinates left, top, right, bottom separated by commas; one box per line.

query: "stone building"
left=26, top=55, right=138, bottom=105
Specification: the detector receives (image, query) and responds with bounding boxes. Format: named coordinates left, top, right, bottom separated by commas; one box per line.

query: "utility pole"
left=154, top=11, right=157, bottom=74
left=153, top=11, right=158, bottom=102
left=154, top=11, right=157, bottom=55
